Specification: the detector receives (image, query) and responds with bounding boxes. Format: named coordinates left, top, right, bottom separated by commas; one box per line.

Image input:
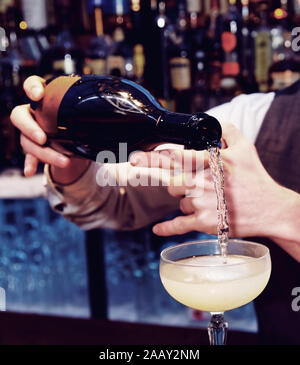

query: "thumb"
left=23, top=76, right=46, bottom=101
left=220, top=122, right=244, bottom=148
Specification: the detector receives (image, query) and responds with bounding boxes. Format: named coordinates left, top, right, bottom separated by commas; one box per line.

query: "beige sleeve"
left=44, top=162, right=180, bottom=231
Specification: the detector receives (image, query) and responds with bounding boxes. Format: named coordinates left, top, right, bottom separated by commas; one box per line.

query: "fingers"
left=167, top=185, right=186, bottom=198
left=130, top=149, right=208, bottom=171
left=20, top=134, right=70, bottom=168
left=168, top=167, right=213, bottom=197
left=130, top=150, right=176, bottom=169
left=179, top=196, right=205, bottom=214
left=10, top=104, right=46, bottom=145
left=24, top=154, right=39, bottom=177
left=168, top=175, right=200, bottom=197
left=23, top=76, right=46, bottom=101
left=219, top=123, right=258, bottom=166
left=177, top=149, right=208, bottom=170
left=220, top=122, right=245, bottom=147
left=179, top=197, right=194, bottom=214
left=153, top=215, right=197, bottom=236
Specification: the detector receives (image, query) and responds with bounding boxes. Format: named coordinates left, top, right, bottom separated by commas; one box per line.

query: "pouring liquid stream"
left=208, top=146, right=229, bottom=263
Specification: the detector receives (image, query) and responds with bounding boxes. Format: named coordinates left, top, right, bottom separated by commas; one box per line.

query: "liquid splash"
left=208, top=146, right=229, bottom=262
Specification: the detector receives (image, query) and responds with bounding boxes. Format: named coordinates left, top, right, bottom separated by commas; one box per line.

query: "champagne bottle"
left=31, top=75, right=222, bottom=161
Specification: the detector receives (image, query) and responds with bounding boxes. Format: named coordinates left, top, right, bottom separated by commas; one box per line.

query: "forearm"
left=267, top=186, right=300, bottom=262
left=45, top=162, right=179, bottom=231
left=51, top=158, right=91, bottom=185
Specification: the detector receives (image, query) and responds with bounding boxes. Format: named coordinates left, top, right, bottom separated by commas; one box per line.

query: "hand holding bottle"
left=10, top=76, right=90, bottom=183
left=131, top=123, right=300, bottom=262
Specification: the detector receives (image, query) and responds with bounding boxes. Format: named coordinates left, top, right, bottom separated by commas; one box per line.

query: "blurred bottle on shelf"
left=292, top=0, right=300, bottom=23
left=254, top=1, right=271, bottom=92
left=2, top=0, right=300, bottom=122
left=133, top=0, right=165, bottom=106
left=187, top=0, right=220, bottom=112
left=220, top=0, right=242, bottom=101
left=107, top=25, right=131, bottom=77
left=133, top=43, right=145, bottom=84
left=20, top=0, right=49, bottom=61
left=130, top=0, right=146, bottom=84
left=0, top=63, right=23, bottom=170
left=85, top=0, right=112, bottom=75
left=270, top=0, right=294, bottom=64
left=130, top=0, right=143, bottom=44
left=187, top=0, right=209, bottom=30
left=206, top=0, right=223, bottom=47
left=102, top=0, right=132, bottom=36
left=240, top=0, right=257, bottom=93
left=101, top=0, right=134, bottom=79
left=187, top=0, right=210, bottom=112
left=191, top=48, right=209, bottom=112
left=0, top=0, right=26, bottom=169
left=153, top=0, right=173, bottom=109
left=38, top=0, right=84, bottom=79
left=206, top=0, right=223, bottom=108
left=168, top=0, right=192, bottom=113
left=2, top=0, right=39, bottom=89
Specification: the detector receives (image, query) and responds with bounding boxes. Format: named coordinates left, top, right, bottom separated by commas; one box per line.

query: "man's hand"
left=10, top=76, right=90, bottom=184
left=131, top=123, right=284, bottom=240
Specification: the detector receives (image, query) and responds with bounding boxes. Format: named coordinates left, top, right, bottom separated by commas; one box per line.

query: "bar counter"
left=0, top=312, right=258, bottom=345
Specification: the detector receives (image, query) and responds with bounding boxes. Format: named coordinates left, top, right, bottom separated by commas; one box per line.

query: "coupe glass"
left=160, top=239, right=271, bottom=345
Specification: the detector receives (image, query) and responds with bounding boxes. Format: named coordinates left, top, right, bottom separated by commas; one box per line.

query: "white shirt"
left=45, top=91, right=275, bottom=231
left=207, top=92, right=275, bottom=144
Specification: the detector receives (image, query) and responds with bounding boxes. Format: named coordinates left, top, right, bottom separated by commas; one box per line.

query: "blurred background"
left=1, top=0, right=300, bottom=334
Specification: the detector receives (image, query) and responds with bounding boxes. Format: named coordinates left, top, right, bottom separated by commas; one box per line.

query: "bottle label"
left=133, top=45, right=145, bottom=79
left=53, top=57, right=76, bottom=75
left=169, top=57, right=191, bottom=91
left=294, top=0, right=300, bottom=15
left=255, top=32, right=271, bottom=88
left=107, top=55, right=126, bottom=76
left=221, top=32, right=237, bottom=52
left=113, top=27, right=125, bottom=42
left=222, top=61, right=240, bottom=76
left=86, top=59, right=107, bottom=75
left=0, top=0, right=10, bottom=13
left=219, top=0, right=228, bottom=14
left=22, top=0, right=48, bottom=30
left=186, top=0, right=202, bottom=13
left=103, top=0, right=130, bottom=15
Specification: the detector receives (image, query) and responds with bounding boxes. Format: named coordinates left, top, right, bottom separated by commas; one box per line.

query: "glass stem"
left=208, top=312, right=228, bottom=345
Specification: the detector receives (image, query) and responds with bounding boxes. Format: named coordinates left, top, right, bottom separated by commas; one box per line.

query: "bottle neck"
left=158, top=111, right=191, bottom=142
left=157, top=111, right=222, bottom=150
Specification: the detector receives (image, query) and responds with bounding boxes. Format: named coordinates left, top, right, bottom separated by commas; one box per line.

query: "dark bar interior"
left=0, top=0, right=300, bottom=349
